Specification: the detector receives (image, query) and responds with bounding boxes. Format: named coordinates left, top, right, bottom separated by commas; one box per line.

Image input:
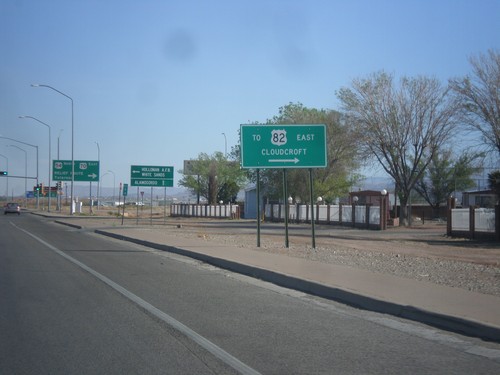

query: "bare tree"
left=449, top=49, right=500, bottom=155
left=338, top=72, right=458, bottom=226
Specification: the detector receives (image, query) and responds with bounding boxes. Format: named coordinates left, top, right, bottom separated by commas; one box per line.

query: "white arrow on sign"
left=88, top=173, right=97, bottom=179
left=269, top=158, right=300, bottom=164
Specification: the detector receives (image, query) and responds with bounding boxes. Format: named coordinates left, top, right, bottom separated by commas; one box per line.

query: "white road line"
left=12, top=222, right=261, bottom=375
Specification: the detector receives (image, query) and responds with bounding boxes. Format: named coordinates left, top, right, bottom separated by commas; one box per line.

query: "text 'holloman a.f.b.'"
left=130, top=165, right=174, bottom=187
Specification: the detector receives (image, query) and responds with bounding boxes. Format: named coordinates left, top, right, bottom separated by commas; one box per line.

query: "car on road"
left=4, top=202, right=21, bottom=215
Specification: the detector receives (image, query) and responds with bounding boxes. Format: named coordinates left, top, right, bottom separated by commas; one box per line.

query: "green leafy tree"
left=249, top=102, right=361, bottom=203
left=338, top=72, right=459, bottom=226
left=179, top=151, right=247, bottom=204
left=414, top=150, right=483, bottom=217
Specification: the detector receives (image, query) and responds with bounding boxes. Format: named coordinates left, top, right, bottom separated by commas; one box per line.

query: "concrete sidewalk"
left=48, top=215, right=500, bottom=343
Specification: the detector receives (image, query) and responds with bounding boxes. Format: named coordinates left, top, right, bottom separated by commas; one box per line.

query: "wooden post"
left=352, top=204, right=356, bottom=227
left=447, top=197, right=455, bottom=236
left=496, top=205, right=500, bottom=241
left=469, top=206, right=475, bottom=240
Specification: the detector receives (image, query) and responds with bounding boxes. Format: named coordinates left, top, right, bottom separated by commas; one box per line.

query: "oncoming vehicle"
left=4, top=202, right=21, bottom=215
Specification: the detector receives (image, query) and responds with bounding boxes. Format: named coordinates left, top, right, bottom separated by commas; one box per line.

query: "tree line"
left=179, top=49, right=500, bottom=226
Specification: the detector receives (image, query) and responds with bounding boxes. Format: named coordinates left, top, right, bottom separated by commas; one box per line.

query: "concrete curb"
left=95, top=229, right=500, bottom=343
left=54, top=220, right=83, bottom=229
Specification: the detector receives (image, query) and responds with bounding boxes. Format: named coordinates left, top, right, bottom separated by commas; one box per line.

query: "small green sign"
left=123, top=183, right=128, bottom=197
left=240, top=124, right=327, bottom=169
left=33, top=191, right=58, bottom=198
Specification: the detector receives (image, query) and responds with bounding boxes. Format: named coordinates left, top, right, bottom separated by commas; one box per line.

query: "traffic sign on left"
left=53, top=160, right=99, bottom=182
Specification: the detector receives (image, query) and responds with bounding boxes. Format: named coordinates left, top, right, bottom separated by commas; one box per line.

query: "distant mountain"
left=355, top=176, right=394, bottom=192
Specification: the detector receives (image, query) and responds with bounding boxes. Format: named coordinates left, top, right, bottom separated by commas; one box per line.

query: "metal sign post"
left=121, top=183, right=128, bottom=225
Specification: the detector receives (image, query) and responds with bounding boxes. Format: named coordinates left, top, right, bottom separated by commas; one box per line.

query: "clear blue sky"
left=1, top=0, right=499, bottom=196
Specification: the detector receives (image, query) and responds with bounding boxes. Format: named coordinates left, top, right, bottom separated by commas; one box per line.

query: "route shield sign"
left=130, top=165, right=174, bottom=187
left=53, top=160, right=99, bottom=181
left=240, top=124, right=327, bottom=169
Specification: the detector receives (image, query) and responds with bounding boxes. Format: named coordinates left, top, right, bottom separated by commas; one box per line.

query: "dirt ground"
left=58, top=212, right=500, bottom=267
left=306, top=224, right=500, bottom=267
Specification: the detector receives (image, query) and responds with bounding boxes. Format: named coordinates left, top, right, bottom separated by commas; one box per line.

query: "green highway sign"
left=53, top=160, right=99, bottom=181
left=33, top=191, right=58, bottom=198
left=130, top=165, right=174, bottom=187
left=240, top=124, right=327, bottom=169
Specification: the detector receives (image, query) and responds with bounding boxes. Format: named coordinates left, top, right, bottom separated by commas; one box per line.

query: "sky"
left=1, top=0, right=499, bottom=198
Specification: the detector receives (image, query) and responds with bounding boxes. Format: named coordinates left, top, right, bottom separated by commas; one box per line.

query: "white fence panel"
left=329, top=205, right=340, bottom=223
left=261, top=203, right=386, bottom=229
left=475, top=208, right=495, bottom=232
left=342, top=206, right=352, bottom=222
left=355, top=206, right=365, bottom=224
left=171, top=204, right=236, bottom=218
left=369, top=206, right=380, bottom=225
left=298, top=205, right=309, bottom=221
left=452, top=209, right=469, bottom=231
left=318, top=205, right=328, bottom=221
left=265, top=204, right=271, bottom=218
left=273, top=204, right=281, bottom=219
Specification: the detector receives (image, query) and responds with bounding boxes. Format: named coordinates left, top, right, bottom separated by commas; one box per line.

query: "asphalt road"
left=1, top=212, right=499, bottom=374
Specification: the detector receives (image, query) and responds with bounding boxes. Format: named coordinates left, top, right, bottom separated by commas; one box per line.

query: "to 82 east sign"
left=240, top=124, right=327, bottom=169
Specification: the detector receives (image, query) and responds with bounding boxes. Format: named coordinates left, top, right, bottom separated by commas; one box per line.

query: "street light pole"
left=57, top=129, right=63, bottom=211
left=19, top=116, right=52, bottom=211
left=108, top=170, right=115, bottom=204
left=8, top=145, right=27, bottom=208
left=101, top=172, right=110, bottom=203
left=32, top=84, right=74, bottom=214
left=95, top=141, right=100, bottom=211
